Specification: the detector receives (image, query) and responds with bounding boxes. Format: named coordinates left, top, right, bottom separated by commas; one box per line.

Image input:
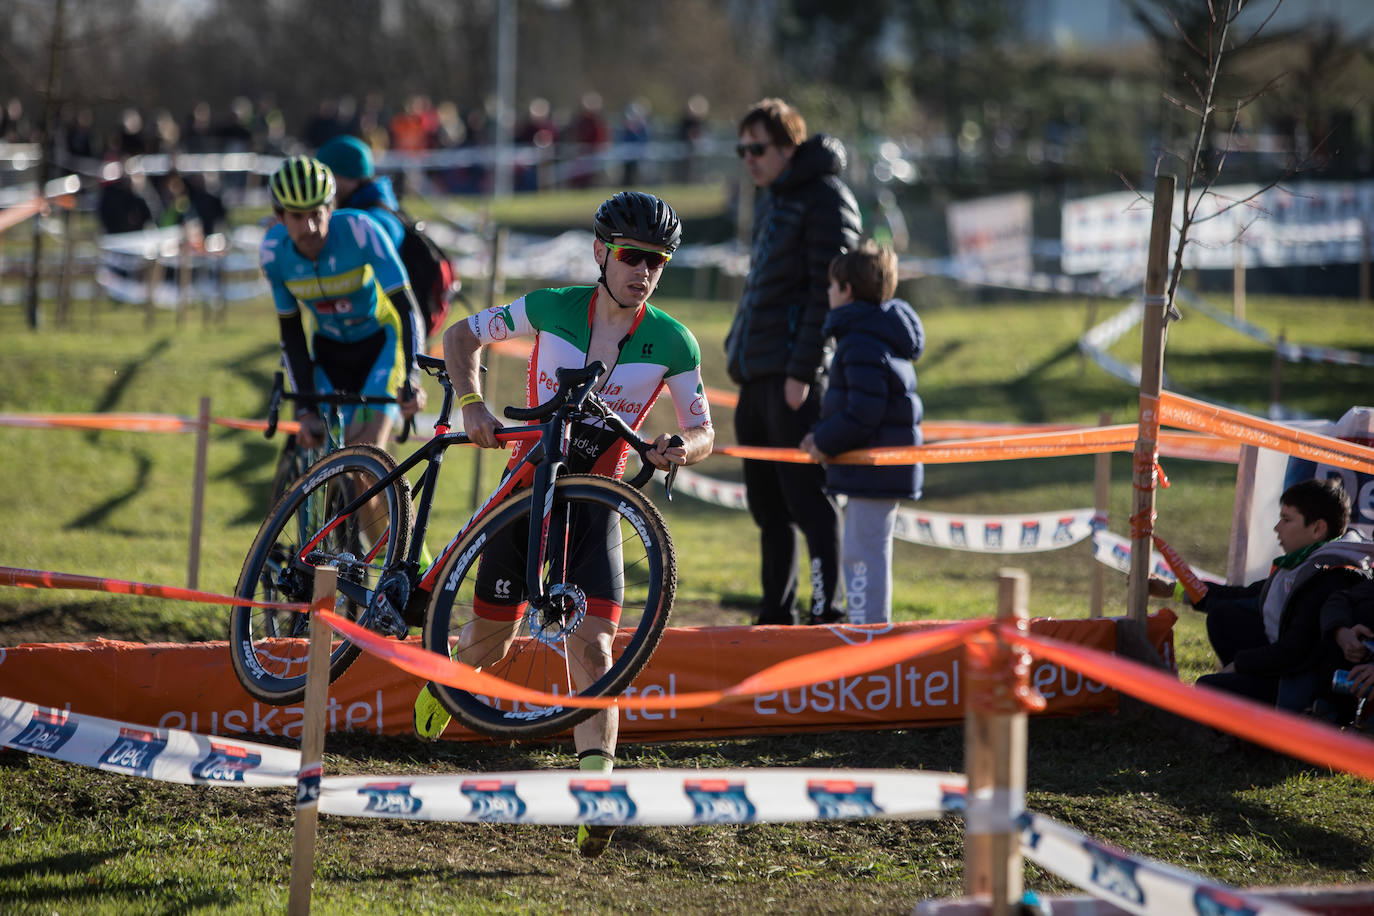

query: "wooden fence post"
left=1226, top=445, right=1259, bottom=585
left=1127, top=175, right=1175, bottom=626
left=963, top=569, right=1029, bottom=914
left=1090, top=409, right=1111, bottom=617
left=1232, top=240, right=1245, bottom=320
left=288, top=566, right=337, bottom=916
left=470, top=225, right=506, bottom=512
left=186, top=396, right=210, bottom=589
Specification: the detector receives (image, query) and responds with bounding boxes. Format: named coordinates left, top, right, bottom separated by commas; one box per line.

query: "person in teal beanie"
left=315, top=133, right=406, bottom=251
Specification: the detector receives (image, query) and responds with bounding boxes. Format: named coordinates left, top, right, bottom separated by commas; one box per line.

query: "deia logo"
left=1016, top=812, right=1042, bottom=850
left=11, top=707, right=78, bottom=755
left=1019, top=521, right=1040, bottom=549
left=1085, top=840, right=1145, bottom=906
left=191, top=742, right=264, bottom=783
left=570, top=779, right=635, bottom=825
left=949, top=521, right=968, bottom=548
left=98, top=726, right=169, bottom=776
left=684, top=779, right=756, bottom=824
left=358, top=781, right=423, bottom=816
left=939, top=783, right=967, bottom=814
left=1053, top=517, right=1077, bottom=545
left=296, top=764, right=322, bottom=808
left=1193, top=887, right=1260, bottom=916
left=807, top=779, right=882, bottom=819
left=461, top=779, right=528, bottom=822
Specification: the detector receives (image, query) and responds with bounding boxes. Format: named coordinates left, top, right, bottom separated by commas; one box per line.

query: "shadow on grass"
left=64, top=451, right=154, bottom=530
left=83, top=336, right=174, bottom=443
left=1027, top=713, right=1374, bottom=871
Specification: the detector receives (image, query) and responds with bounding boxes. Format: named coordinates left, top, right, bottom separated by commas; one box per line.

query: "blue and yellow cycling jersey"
left=259, top=208, right=410, bottom=344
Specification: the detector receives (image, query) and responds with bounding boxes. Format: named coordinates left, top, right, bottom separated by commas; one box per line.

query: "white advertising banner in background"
left=1244, top=407, right=1374, bottom=584
left=1062, top=180, right=1374, bottom=276
left=946, top=191, right=1033, bottom=273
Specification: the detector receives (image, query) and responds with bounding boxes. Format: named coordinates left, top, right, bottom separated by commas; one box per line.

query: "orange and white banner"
left=0, top=613, right=1174, bottom=743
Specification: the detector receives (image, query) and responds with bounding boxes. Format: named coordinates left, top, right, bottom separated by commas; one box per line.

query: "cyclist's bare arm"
left=442, top=319, right=505, bottom=449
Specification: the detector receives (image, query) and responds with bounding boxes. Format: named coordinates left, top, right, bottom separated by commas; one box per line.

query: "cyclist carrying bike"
left=418, top=190, right=714, bottom=857
left=259, top=155, right=426, bottom=451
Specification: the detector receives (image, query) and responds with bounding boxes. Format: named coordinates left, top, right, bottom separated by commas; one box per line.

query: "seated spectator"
left=1312, top=577, right=1374, bottom=725
left=1149, top=478, right=1373, bottom=711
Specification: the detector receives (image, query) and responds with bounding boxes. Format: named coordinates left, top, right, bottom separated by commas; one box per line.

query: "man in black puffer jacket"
left=727, top=98, right=862, bottom=626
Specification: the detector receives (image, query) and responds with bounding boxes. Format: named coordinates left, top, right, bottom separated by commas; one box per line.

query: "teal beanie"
left=315, top=134, right=374, bottom=179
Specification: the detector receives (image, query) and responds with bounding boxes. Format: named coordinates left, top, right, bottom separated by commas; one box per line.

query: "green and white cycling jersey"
left=468, top=285, right=712, bottom=479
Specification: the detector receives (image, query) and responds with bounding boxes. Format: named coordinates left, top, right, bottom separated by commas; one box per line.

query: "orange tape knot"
left=965, top=623, right=1047, bottom=715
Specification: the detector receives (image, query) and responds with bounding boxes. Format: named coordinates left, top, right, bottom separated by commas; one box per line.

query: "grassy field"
left=1, top=274, right=1373, bottom=912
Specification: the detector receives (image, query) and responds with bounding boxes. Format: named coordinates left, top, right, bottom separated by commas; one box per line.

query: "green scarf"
left=1272, top=538, right=1330, bottom=571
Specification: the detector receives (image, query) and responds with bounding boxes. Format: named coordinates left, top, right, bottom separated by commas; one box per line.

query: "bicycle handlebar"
left=264, top=370, right=407, bottom=441
left=503, top=362, right=605, bottom=422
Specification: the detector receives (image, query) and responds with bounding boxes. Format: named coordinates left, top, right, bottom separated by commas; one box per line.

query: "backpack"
left=379, top=204, right=457, bottom=339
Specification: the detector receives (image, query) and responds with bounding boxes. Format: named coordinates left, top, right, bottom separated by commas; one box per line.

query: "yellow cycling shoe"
left=576, top=824, right=616, bottom=858
left=412, top=683, right=452, bottom=741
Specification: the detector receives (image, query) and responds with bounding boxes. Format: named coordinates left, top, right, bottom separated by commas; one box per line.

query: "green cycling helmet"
left=269, top=155, right=336, bottom=211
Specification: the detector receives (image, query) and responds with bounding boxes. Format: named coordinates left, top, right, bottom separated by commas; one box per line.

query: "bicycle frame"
left=295, top=356, right=652, bottom=618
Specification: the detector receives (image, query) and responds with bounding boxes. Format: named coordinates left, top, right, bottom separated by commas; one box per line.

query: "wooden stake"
left=288, top=566, right=337, bottom=916
left=186, top=396, right=210, bottom=589
left=1090, top=409, right=1111, bottom=617
left=1127, top=176, right=1175, bottom=625
left=1269, top=333, right=1285, bottom=416
left=471, top=226, right=506, bottom=512
left=1225, top=445, right=1259, bottom=585
left=1360, top=223, right=1370, bottom=304
left=1232, top=240, right=1245, bottom=320
left=963, top=569, right=1029, bottom=914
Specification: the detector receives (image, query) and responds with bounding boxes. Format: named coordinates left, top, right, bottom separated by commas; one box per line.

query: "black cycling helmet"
left=269, top=155, right=336, bottom=211
left=593, top=191, right=682, bottom=253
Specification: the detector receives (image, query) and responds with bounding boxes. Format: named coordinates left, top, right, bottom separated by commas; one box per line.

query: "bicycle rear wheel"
left=231, top=446, right=413, bottom=705
left=422, top=474, right=675, bottom=739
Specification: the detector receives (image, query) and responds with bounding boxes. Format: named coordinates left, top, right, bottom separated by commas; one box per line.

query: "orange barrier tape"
left=1153, top=535, right=1209, bottom=603
left=480, top=339, right=1244, bottom=460
left=1, top=405, right=1240, bottom=466
left=1005, top=625, right=1374, bottom=782
left=0, top=412, right=196, bottom=433
left=718, top=424, right=1144, bottom=466
left=0, top=566, right=307, bottom=611
left=320, top=608, right=992, bottom=711
left=1160, top=391, right=1374, bottom=474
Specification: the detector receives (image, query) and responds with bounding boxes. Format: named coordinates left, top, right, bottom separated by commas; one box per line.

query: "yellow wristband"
left=458, top=392, right=484, bottom=409
left=1173, top=581, right=1186, bottom=602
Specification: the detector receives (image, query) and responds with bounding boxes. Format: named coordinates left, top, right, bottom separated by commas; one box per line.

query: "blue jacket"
left=341, top=175, right=406, bottom=253
left=811, top=297, right=924, bottom=499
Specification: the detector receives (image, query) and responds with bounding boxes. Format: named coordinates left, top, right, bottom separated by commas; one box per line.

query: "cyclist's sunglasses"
left=736, top=141, right=771, bottom=159
left=605, top=242, right=672, bottom=269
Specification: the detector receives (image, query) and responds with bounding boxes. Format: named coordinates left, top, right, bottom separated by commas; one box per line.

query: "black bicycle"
left=230, top=354, right=678, bottom=739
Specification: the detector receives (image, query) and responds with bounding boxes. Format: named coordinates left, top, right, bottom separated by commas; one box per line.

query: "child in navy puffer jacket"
left=801, top=240, right=923, bottom=624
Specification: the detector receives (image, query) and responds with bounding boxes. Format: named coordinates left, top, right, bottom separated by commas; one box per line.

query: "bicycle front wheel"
left=231, top=446, right=413, bottom=705
left=423, top=474, right=675, bottom=739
